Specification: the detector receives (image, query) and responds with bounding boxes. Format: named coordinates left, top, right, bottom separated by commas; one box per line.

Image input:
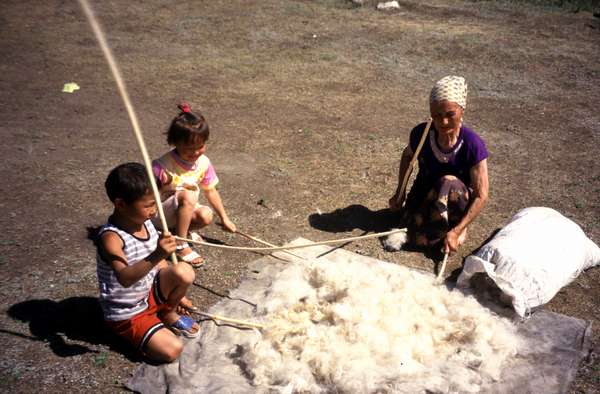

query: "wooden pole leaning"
left=78, top=0, right=177, bottom=264
left=395, top=118, right=433, bottom=207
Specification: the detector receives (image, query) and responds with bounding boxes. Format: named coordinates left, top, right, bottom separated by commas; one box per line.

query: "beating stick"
left=395, top=118, right=433, bottom=207
left=436, top=251, right=449, bottom=282
left=236, top=230, right=308, bottom=261
left=175, top=228, right=406, bottom=252
left=190, top=310, right=265, bottom=329
left=78, top=0, right=177, bottom=264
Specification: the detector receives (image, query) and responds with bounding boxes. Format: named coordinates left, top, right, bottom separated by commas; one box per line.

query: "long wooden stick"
left=175, top=228, right=406, bottom=252
left=436, top=251, right=449, bottom=282
left=236, top=230, right=308, bottom=261
left=191, top=311, right=265, bottom=329
left=395, top=118, right=433, bottom=206
left=78, top=0, right=177, bottom=265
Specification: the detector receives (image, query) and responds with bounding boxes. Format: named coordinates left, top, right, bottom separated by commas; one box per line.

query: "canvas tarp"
left=127, top=238, right=591, bottom=394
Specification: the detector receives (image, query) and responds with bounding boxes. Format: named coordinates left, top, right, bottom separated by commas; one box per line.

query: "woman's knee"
left=440, top=175, right=458, bottom=182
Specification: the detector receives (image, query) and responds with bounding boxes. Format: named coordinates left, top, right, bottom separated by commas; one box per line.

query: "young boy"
left=97, top=162, right=199, bottom=362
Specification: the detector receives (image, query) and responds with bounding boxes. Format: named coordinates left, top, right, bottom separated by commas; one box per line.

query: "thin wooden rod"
left=395, top=118, right=433, bottom=207
left=175, top=228, right=405, bottom=252
left=191, top=310, right=265, bottom=329
left=436, top=251, right=449, bottom=282
left=78, top=0, right=177, bottom=264
left=236, top=230, right=308, bottom=261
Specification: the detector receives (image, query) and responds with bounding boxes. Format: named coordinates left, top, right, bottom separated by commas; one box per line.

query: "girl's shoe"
left=176, top=243, right=205, bottom=268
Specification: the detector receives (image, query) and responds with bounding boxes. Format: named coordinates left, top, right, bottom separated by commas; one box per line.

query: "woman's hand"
left=444, top=229, right=460, bottom=253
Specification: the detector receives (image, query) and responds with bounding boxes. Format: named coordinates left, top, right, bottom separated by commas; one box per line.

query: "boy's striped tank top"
left=96, top=219, right=160, bottom=321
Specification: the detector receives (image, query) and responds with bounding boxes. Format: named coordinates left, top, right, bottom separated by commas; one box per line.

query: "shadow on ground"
left=308, top=205, right=506, bottom=279
left=308, top=204, right=403, bottom=233
left=308, top=204, right=453, bottom=260
left=5, top=297, right=139, bottom=361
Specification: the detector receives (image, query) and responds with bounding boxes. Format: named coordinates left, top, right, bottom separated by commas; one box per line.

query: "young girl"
left=152, top=103, right=237, bottom=267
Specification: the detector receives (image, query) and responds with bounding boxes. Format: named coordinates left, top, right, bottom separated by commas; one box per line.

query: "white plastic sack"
left=457, top=207, right=600, bottom=317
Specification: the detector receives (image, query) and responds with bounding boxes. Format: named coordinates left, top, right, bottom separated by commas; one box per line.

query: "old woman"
left=387, top=76, right=489, bottom=254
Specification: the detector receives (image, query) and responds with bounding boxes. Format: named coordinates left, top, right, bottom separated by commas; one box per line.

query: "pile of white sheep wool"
left=237, top=258, right=520, bottom=393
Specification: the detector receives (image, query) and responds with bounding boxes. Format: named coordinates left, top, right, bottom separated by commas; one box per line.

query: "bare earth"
left=1, top=0, right=598, bottom=392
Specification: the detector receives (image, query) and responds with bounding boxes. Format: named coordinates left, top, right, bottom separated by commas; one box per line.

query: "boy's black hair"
left=166, top=103, right=210, bottom=145
left=104, top=162, right=150, bottom=204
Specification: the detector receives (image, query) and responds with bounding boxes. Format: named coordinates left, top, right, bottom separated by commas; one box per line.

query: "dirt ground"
left=1, top=0, right=598, bottom=392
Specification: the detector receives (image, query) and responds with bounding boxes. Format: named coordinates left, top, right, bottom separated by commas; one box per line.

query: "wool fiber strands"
left=237, top=259, right=520, bottom=393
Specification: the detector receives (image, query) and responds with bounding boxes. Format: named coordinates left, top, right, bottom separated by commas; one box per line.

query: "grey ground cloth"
left=127, top=238, right=592, bottom=394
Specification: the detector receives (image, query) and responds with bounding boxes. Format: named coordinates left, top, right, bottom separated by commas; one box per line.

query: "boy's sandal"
left=168, top=315, right=200, bottom=338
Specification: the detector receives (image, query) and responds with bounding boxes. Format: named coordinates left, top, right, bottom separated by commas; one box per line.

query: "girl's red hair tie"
left=178, top=102, right=191, bottom=113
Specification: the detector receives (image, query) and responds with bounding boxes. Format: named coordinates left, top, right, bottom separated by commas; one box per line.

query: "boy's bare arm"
left=99, top=232, right=176, bottom=287
left=203, top=188, right=237, bottom=232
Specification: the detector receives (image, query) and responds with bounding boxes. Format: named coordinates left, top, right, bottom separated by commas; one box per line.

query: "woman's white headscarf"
left=429, top=76, right=468, bottom=109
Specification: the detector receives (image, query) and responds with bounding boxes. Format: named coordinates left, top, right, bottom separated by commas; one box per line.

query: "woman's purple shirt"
left=408, top=122, right=488, bottom=192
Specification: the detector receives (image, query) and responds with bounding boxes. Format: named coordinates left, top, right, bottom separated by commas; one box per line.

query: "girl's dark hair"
left=166, top=102, right=210, bottom=145
left=104, top=162, right=150, bottom=204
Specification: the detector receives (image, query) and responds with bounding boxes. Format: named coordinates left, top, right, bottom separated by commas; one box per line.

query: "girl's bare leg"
left=175, top=190, right=198, bottom=241
left=190, top=206, right=213, bottom=230
left=174, top=191, right=205, bottom=265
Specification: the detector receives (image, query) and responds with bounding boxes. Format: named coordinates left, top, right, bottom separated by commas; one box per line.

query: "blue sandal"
left=168, top=315, right=200, bottom=338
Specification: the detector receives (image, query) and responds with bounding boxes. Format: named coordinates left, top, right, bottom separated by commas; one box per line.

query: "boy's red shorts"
left=105, top=274, right=168, bottom=352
